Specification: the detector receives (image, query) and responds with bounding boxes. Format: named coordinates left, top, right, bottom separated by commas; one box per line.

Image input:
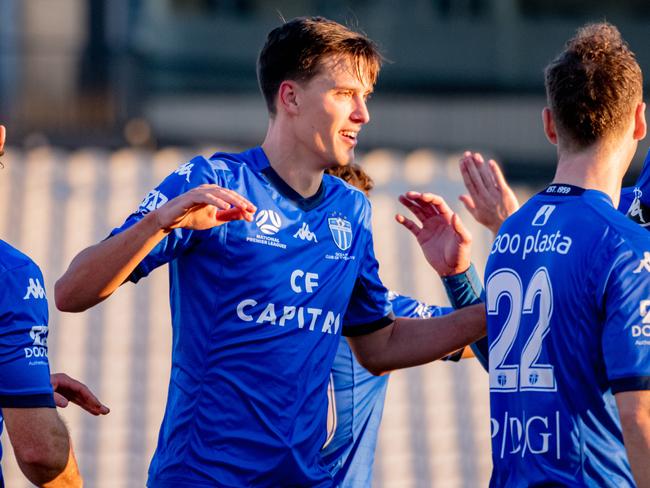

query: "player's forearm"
left=351, top=303, right=486, bottom=375
left=618, top=393, right=650, bottom=487
left=55, top=211, right=169, bottom=312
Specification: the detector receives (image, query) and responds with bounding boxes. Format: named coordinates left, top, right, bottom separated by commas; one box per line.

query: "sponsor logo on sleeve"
left=23, top=278, right=46, bottom=300
left=633, top=300, right=650, bottom=345
left=25, top=325, right=49, bottom=364
left=138, top=190, right=168, bottom=213
left=174, top=162, right=194, bottom=183
left=627, top=188, right=650, bottom=227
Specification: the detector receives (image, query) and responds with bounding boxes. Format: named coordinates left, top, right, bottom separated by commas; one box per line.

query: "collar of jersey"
left=260, top=165, right=326, bottom=212
left=537, top=184, right=613, bottom=206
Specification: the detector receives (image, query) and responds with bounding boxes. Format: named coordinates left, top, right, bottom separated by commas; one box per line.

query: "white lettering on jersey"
left=491, top=410, right=561, bottom=460
left=23, top=278, right=46, bottom=300
left=633, top=252, right=650, bottom=274
left=290, top=270, right=319, bottom=293
left=293, top=223, right=318, bottom=242
left=491, top=231, right=572, bottom=260
left=235, top=299, right=340, bottom=335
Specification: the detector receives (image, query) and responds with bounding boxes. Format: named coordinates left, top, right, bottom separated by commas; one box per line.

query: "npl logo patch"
left=255, top=210, right=282, bottom=235
left=328, top=217, right=352, bottom=251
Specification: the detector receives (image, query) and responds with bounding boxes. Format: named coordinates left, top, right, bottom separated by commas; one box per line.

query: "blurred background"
left=1, top=1, right=649, bottom=486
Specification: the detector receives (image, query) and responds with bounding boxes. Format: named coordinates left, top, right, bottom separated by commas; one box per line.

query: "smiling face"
left=293, top=56, right=373, bottom=168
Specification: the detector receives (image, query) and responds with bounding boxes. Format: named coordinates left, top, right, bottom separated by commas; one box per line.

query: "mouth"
left=339, top=130, right=358, bottom=145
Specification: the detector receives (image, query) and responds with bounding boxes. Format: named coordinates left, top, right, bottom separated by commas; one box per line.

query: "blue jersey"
left=0, top=241, right=56, bottom=487
left=485, top=184, right=650, bottom=487
left=322, top=293, right=452, bottom=487
left=111, top=148, right=393, bottom=487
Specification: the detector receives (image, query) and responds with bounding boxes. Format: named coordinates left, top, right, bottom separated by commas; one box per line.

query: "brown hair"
left=257, top=16, right=382, bottom=115
left=325, top=164, right=374, bottom=195
left=544, top=22, right=643, bottom=150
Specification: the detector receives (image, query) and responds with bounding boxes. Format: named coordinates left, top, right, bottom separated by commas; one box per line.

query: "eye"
left=364, top=93, right=373, bottom=102
left=336, top=90, right=354, bottom=98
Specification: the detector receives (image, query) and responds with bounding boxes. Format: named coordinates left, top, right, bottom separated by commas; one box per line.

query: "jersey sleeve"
left=601, top=241, right=650, bottom=393
left=342, top=206, right=394, bottom=337
left=109, top=156, right=229, bottom=282
left=0, top=263, right=55, bottom=408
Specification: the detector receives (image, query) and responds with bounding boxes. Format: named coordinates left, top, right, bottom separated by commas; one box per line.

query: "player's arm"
left=615, top=390, right=650, bottom=486
left=55, top=184, right=256, bottom=312
left=2, top=407, right=81, bottom=487
left=347, top=303, right=486, bottom=375
left=458, top=151, right=519, bottom=237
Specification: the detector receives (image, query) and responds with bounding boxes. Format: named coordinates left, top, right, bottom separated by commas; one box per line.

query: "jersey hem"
left=342, top=313, right=394, bottom=337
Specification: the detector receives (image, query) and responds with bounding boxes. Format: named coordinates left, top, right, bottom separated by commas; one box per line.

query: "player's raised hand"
left=153, top=184, right=257, bottom=231
left=51, top=373, right=110, bottom=416
left=459, top=151, right=519, bottom=235
left=396, top=191, right=472, bottom=276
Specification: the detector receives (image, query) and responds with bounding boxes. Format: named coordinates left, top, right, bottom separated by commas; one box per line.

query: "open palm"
left=396, top=192, right=472, bottom=276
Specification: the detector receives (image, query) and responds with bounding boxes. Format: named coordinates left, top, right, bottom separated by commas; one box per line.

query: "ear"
left=542, top=107, right=558, bottom=145
left=633, top=102, right=647, bottom=141
left=277, top=81, right=300, bottom=116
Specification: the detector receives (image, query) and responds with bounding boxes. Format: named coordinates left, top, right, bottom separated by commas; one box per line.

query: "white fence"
left=0, top=145, right=534, bottom=487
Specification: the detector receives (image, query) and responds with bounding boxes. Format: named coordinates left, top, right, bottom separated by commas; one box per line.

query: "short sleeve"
left=342, top=207, right=394, bottom=337
left=602, top=243, right=650, bottom=393
left=109, top=156, right=229, bottom=282
left=0, top=263, right=55, bottom=408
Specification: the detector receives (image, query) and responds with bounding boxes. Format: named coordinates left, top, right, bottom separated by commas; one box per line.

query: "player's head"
left=325, top=164, right=374, bottom=196
left=543, top=23, right=645, bottom=156
left=258, top=17, right=382, bottom=167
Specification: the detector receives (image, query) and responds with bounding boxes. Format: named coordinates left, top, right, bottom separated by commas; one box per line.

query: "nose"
left=351, top=95, right=370, bottom=125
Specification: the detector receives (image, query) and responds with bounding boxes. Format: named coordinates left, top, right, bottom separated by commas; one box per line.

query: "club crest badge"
left=328, top=216, right=353, bottom=251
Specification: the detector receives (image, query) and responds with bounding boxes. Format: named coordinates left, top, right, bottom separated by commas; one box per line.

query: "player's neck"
left=261, top=126, right=325, bottom=198
left=552, top=141, right=632, bottom=208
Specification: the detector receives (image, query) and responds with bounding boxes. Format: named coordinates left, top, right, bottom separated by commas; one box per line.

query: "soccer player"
left=322, top=163, right=519, bottom=486
left=484, top=23, right=650, bottom=487
left=54, top=17, right=485, bottom=487
left=0, top=125, right=109, bottom=487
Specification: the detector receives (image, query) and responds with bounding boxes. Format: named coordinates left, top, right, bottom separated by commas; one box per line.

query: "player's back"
left=485, top=184, right=650, bottom=487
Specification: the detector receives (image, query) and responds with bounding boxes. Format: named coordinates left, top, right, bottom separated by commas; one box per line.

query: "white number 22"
left=487, top=267, right=556, bottom=393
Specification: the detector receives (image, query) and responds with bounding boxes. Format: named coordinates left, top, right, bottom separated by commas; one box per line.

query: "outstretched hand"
left=459, top=151, right=519, bottom=235
left=51, top=373, right=110, bottom=416
left=153, top=184, right=257, bottom=231
left=396, top=192, right=472, bottom=276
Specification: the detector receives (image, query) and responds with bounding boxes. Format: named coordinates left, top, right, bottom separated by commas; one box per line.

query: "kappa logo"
left=293, top=223, right=318, bottom=242
left=634, top=252, right=650, bottom=274
left=174, top=162, right=194, bottom=183
left=256, top=210, right=282, bottom=235
left=532, top=205, right=555, bottom=227
left=139, top=190, right=169, bottom=213
left=23, top=278, right=46, bottom=300
left=627, top=188, right=650, bottom=227
left=328, top=216, right=353, bottom=251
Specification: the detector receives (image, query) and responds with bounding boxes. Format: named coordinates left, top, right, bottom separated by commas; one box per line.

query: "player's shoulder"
left=323, top=173, right=370, bottom=207
left=0, top=240, right=41, bottom=278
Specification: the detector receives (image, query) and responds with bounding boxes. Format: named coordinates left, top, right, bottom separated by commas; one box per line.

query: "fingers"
left=215, top=207, right=254, bottom=223
left=451, top=213, right=472, bottom=244
left=395, top=214, right=421, bottom=238
left=400, top=191, right=454, bottom=224
left=199, top=185, right=256, bottom=213
left=53, top=392, right=69, bottom=408
left=460, top=152, right=493, bottom=204
left=458, top=194, right=476, bottom=213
